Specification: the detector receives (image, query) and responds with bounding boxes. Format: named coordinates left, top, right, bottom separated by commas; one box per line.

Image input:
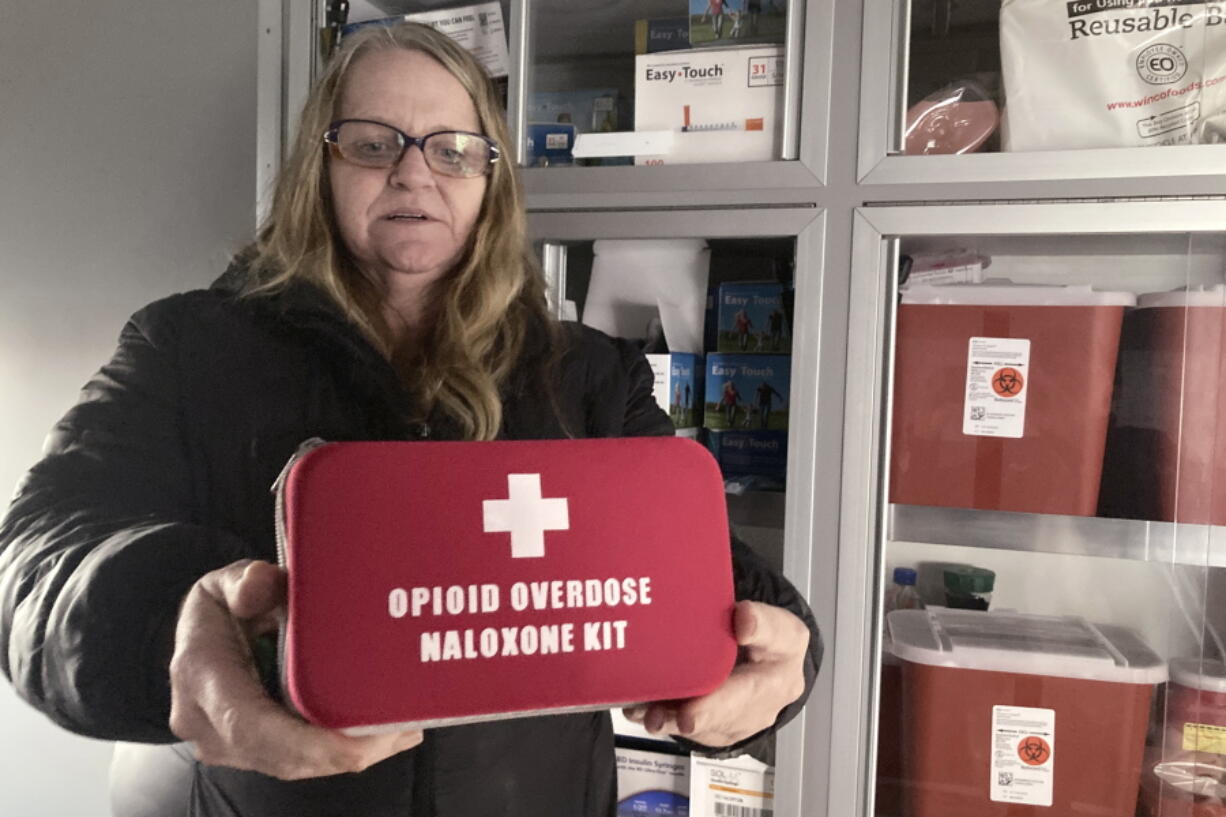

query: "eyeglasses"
left=323, top=119, right=500, bottom=178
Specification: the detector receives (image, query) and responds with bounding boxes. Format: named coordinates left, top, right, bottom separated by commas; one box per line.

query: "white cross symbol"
left=482, top=473, right=569, bottom=558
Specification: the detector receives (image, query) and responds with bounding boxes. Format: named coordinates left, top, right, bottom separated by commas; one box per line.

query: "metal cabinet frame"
left=531, top=206, right=833, bottom=817
left=258, top=1, right=1226, bottom=814
left=839, top=200, right=1226, bottom=817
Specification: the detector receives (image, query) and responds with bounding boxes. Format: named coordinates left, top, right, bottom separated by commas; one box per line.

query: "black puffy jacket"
left=0, top=264, right=821, bottom=816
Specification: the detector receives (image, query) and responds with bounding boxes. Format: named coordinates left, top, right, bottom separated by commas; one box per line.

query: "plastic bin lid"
left=1170, top=658, right=1226, bottom=693
left=901, top=283, right=1136, bottom=307
left=887, top=609, right=1167, bottom=685
left=1138, top=285, right=1226, bottom=309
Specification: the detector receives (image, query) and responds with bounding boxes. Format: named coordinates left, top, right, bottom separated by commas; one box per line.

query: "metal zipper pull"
left=270, top=436, right=329, bottom=494
left=271, top=437, right=329, bottom=573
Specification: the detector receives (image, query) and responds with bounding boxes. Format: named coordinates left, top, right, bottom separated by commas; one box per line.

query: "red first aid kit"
left=273, top=436, right=737, bottom=735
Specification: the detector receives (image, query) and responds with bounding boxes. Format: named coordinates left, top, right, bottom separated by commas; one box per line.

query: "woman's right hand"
left=168, top=559, right=423, bottom=780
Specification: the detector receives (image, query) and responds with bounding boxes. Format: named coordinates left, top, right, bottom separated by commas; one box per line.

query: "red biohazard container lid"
left=274, top=437, right=737, bottom=735
left=887, top=609, right=1167, bottom=685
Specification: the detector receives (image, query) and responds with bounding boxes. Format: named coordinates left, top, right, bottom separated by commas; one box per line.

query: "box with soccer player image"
left=704, top=354, right=790, bottom=431
left=646, top=353, right=704, bottom=430
left=716, top=282, right=790, bottom=353
left=707, top=429, right=788, bottom=479
left=687, top=0, right=787, bottom=48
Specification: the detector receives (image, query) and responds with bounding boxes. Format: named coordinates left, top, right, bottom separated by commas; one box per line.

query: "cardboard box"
left=705, top=354, right=790, bottom=431
left=528, top=89, right=627, bottom=166
left=686, top=0, right=789, bottom=49
left=525, top=122, right=576, bottom=167
left=707, top=429, right=787, bottom=479
left=903, top=250, right=989, bottom=288
left=616, top=747, right=691, bottom=817
left=647, top=353, right=704, bottom=430
left=342, top=2, right=509, bottom=78
left=634, top=45, right=784, bottom=165
left=716, top=282, right=790, bottom=353
left=690, top=754, right=774, bottom=817
left=634, top=16, right=691, bottom=54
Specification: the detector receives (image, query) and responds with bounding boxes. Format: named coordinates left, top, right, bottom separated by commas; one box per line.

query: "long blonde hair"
left=245, top=22, right=554, bottom=440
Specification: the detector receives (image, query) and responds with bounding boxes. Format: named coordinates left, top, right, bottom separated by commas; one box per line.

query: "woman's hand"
left=622, top=600, right=809, bottom=748
left=168, top=559, right=423, bottom=780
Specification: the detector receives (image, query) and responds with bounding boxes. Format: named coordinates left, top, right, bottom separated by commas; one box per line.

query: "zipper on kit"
left=271, top=436, right=330, bottom=571
left=268, top=436, right=329, bottom=714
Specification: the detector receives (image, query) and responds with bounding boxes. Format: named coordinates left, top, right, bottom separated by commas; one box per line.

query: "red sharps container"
left=1139, top=658, right=1226, bottom=817
left=888, top=608, right=1166, bottom=817
left=890, top=284, right=1135, bottom=516
left=1100, top=287, right=1226, bottom=525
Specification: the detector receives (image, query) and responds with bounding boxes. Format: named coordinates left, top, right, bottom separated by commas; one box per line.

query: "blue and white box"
left=704, top=354, right=789, bottom=431
left=647, top=353, right=704, bottom=430
left=707, top=430, right=788, bottom=479
left=615, top=747, right=690, bottom=817
left=525, top=122, right=576, bottom=167
left=528, top=89, right=626, bottom=166
left=635, top=16, right=691, bottom=54
left=716, top=282, right=790, bottom=353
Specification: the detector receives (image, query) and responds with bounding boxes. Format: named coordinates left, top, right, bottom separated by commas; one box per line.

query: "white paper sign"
left=405, top=2, right=509, bottom=78
left=991, top=705, right=1055, bottom=807
left=964, top=337, right=1030, bottom=439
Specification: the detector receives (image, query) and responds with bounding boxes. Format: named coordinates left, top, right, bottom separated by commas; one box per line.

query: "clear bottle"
left=884, top=567, right=923, bottom=616
left=878, top=567, right=921, bottom=816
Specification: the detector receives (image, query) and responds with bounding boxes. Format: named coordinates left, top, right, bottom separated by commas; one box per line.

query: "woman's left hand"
left=622, top=600, right=810, bottom=748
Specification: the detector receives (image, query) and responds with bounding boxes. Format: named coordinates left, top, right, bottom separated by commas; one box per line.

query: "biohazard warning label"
left=991, top=705, right=1055, bottom=806
left=964, top=337, right=1031, bottom=439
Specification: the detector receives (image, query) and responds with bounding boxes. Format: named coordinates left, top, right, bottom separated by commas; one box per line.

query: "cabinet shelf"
left=888, top=503, right=1226, bottom=567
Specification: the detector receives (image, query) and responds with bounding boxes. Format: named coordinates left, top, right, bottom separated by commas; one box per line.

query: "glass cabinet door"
left=519, top=0, right=828, bottom=201
left=523, top=0, right=793, bottom=168
left=280, top=1, right=829, bottom=203
left=530, top=207, right=835, bottom=817
left=858, top=0, right=1226, bottom=184
left=342, top=0, right=516, bottom=98
left=836, top=200, right=1226, bottom=817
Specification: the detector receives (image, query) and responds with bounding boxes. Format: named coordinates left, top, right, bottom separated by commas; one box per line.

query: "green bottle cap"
left=943, top=565, right=996, bottom=595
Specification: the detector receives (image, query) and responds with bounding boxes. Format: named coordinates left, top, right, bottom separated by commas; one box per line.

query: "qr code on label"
left=998, top=771, right=1014, bottom=786
left=970, top=406, right=986, bottom=421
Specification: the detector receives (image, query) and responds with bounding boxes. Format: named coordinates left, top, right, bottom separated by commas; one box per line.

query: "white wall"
left=0, top=2, right=257, bottom=814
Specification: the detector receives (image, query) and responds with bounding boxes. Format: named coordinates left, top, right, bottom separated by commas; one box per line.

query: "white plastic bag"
left=1000, top=0, right=1226, bottom=150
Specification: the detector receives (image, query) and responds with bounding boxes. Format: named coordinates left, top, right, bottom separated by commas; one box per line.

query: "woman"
left=0, top=22, right=820, bottom=816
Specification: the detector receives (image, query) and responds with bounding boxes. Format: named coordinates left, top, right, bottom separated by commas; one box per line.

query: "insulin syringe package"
left=1000, top=0, right=1226, bottom=150
left=273, top=437, right=737, bottom=734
